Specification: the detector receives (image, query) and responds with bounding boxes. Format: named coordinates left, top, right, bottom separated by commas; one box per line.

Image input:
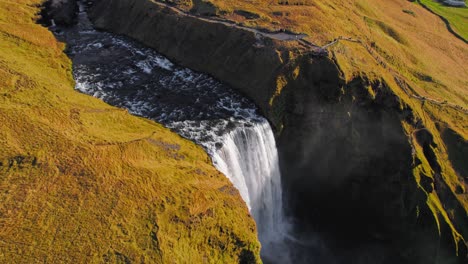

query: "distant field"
left=419, top=0, right=468, bottom=40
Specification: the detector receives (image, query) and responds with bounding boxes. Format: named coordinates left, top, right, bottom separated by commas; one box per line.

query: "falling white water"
left=59, top=3, right=291, bottom=261
left=212, top=120, right=289, bottom=259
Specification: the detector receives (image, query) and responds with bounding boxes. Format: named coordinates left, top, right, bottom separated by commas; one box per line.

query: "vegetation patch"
left=403, top=9, right=416, bottom=16
left=234, top=9, right=260, bottom=19
left=419, top=0, right=468, bottom=41
left=364, top=16, right=409, bottom=45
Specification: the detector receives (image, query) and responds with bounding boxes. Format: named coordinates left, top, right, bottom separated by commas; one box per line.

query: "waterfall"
left=61, top=4, right=292, bottom=260
left=211, top=119, right=289, bottom=260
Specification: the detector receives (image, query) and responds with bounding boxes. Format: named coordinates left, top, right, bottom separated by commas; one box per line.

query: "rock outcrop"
left=88, top=0, right=468, bottom=263
left=39, top=0, right=78, bottom=26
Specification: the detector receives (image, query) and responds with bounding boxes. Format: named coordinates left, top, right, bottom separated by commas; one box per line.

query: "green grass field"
left=419, top=0, right=468, bottom=40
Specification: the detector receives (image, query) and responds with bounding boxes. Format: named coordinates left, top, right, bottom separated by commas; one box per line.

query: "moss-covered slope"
left=0, top=1, right=260, bottom=263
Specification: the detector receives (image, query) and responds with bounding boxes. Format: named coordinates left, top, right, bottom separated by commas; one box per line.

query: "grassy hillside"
left=0, top=0, right=260, bottom=263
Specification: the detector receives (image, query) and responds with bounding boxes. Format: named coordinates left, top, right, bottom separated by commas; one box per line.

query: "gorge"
left=2, top=0, right=465, bottom=263
left=53, top=3, right=296, bottom=262
left=84, top=0, right=467, bottom=262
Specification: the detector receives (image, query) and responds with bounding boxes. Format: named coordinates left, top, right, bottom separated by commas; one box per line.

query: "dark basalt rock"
left=191, top=0, right=219, bottom=16
left=39, top=0, right=78, bottom=27
left=234, top=10, right=261, bottom=20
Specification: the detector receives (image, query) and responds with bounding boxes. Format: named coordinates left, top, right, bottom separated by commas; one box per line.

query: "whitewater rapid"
left=55, top=2, right=290, bottom=261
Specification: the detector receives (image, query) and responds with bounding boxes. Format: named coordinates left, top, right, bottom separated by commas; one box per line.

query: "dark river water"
left=50, top=2, right=332, bottom=263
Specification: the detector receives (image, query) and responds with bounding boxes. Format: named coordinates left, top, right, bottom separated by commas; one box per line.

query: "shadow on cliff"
left=273, top=55, right=467, bottom=264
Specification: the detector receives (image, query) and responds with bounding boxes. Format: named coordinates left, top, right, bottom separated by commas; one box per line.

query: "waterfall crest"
left=212, top=119, right=288, bottom=259
left=62, top=5, right=291, bottom=260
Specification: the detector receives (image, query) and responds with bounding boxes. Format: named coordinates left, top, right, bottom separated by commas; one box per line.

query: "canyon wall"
left=39, top=0, right=78, bottom=26
left=88, top=0, right=468, bottom=262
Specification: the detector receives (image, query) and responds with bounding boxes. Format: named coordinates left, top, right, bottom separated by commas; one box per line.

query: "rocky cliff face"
left=88, top=0, right=467, bottom=262
left=88, top=0, right=306, bottom=125
left=39, top=0, right=78, bottom=26
left=277, top=66, right=467, bottom=262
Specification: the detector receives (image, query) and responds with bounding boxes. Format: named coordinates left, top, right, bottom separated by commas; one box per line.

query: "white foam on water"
left=68, top=3, right=292, bottom=261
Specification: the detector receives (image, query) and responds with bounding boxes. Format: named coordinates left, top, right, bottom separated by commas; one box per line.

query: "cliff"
left=0, top=1, right=260, bottom=263
left=88, top=0, right=468, bottom=263
left=39, top=0, right=79, bottom=26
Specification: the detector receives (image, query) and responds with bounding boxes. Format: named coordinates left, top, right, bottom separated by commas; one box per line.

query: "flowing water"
left=53, top=3, right=291, bottom=261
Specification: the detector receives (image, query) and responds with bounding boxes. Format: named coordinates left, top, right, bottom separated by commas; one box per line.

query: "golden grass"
left=401, top=118, right=467, bottom=256
left=0, top=0, right=261, bottom=262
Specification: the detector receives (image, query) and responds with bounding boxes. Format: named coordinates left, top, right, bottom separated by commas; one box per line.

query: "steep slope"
left=88, top=0, right=467, bottom=262
left=0, top=0, right=260, bottom=263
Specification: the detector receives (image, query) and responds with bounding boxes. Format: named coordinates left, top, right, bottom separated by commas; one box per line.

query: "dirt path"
left=151, top=0, right=335, bottom=54
left=151, top=0, right=309, bottom=41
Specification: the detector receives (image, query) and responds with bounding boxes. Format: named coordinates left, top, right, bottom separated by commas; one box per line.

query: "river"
left=53, top=2, right=292, bottom=262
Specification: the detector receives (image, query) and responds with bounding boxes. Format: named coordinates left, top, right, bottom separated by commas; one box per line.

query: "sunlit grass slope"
left=0, top=0, right=260, bottom=263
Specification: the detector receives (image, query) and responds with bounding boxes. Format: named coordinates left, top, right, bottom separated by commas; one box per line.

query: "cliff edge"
left=88, top=0, right=467, bottom=262
left=0, top=1, right=260, bottom=263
